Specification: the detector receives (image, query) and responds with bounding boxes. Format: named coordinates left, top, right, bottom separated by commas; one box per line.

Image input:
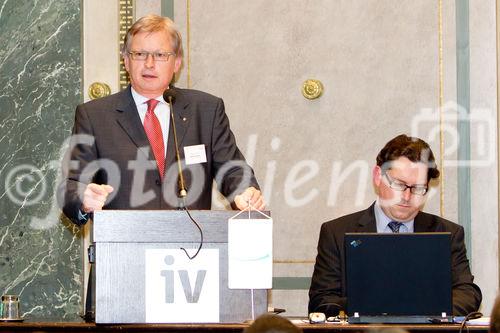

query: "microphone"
left=163, top=87, right=177, bottom=104
left=163, top=88, right=187, bottom=198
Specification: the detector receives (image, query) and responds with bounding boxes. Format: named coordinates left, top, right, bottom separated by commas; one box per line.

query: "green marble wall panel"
left=0, top=0, right=82, bottom=321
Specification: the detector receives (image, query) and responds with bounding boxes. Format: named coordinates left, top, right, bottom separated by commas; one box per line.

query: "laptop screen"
left=345, top=233, right=452, bottom=319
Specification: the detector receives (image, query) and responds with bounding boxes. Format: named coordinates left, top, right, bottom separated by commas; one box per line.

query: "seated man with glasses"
left=308, top=134, right=482, bottom=317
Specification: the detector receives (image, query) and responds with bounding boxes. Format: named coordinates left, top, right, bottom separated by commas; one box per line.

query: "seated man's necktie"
left=388, top=221, right=404, bottom=233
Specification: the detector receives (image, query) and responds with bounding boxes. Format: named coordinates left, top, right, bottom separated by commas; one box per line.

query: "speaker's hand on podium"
left=82, top=183, right=114, bottom=213
left=234, top=186, right=265, bottom=211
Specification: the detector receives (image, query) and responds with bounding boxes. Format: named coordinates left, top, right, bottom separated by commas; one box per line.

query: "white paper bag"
left=228, top=214, right=272, bottom=289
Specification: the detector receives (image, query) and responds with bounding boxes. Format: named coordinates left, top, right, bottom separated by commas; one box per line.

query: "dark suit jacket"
left=308, top=203, right=482, bottom=316
left=60, top=86, right=259, bottom=225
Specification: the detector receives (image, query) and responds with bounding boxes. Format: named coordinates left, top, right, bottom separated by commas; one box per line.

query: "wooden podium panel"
left=93, top=210, right=268, bottom=324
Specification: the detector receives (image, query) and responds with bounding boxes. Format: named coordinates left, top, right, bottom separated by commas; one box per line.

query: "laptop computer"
left=344, top=232, right=453, bottom=324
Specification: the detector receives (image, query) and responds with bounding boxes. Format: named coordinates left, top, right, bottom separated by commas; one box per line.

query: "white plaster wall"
left=441, top=0, right=459, bottom=224
left=469, top=0, right=499, bottom=315
left=83, top=0, right=120, bottom=99
left=82, top=0, right=121, bottom=311
left=135, top=0, right=161, bottom=20
left=82, top=0, right=498, bottom=317
left=174, top=0, right=494, bottom=316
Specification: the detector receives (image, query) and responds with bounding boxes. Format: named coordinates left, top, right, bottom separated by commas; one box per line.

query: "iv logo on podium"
left=145, top=249, right=219, bottom=323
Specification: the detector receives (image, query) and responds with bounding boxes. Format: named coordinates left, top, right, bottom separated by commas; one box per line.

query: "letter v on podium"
left=228, top=211, right=272, bottom=289
left=144, top=249, right=219, bottom=323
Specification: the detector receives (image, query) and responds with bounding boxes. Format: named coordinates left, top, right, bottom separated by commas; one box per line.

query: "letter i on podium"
left=228, top=209, right=272, bottom=289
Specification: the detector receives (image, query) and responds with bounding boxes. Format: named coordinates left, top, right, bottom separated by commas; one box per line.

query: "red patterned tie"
left=144, top=99, right=165, bottom=179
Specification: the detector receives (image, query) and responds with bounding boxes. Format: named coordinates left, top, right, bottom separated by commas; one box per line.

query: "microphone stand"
left=167, top=94, right=187, bottom=198
left=165, top=89, right=203, bottom=260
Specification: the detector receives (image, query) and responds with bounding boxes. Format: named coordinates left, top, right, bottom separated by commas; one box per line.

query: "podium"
left=92, top=210, right=268, bottom=324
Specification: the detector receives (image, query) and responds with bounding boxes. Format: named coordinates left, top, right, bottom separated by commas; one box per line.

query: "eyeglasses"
left=383, top=171, right=428, bottom=195
left=127, top=51, right=176, bottom=62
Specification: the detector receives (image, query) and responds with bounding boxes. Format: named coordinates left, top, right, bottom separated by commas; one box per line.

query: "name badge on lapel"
left=184, top=144, right=207, bottom=165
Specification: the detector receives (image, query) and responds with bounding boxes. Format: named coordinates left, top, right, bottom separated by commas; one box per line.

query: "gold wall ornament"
left=88, top=82, right=111, bottom=100
left=302, top=79, right=324, bottom=100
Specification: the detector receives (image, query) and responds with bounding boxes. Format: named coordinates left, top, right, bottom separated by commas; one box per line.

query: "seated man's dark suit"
left=60, top=86, right=258, bottom=224
left=308, top=203, right=482, bottom=316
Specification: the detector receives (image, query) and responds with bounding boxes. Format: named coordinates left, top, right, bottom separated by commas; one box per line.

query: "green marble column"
left=0, top=0, right=82, bottom=321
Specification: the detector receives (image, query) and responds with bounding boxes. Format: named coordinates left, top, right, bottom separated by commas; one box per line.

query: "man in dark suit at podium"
left=60, top=14, right=264, bottom=225
left=308, top=134, right=482, bottom=316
